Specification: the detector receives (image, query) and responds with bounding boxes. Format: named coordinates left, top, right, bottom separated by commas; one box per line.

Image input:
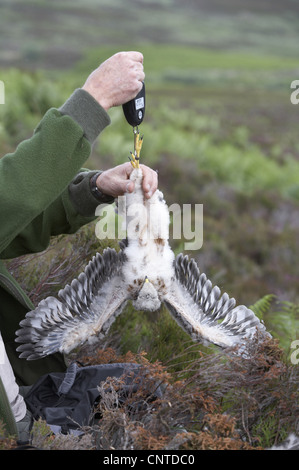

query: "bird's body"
left=122, top=168, right=175, bottom=310
left=16, top=167, right=270, bottom=360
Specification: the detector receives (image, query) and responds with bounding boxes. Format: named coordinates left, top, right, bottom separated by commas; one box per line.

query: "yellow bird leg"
left=129, top=151, right=137, bottom=169
left=133, top=127, right=143, bottom=169
left=129, top=127, right=144, bottom=169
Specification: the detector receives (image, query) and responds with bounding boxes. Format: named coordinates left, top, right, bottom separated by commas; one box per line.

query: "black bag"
left=24, top=362, right=160, bottom=434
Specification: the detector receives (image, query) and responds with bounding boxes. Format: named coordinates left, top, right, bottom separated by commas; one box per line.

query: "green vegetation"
left=0, top=0, right=298, bottom=450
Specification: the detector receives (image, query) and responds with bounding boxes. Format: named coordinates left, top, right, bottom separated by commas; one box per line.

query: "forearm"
left=0, top=89, right=111, bottom=256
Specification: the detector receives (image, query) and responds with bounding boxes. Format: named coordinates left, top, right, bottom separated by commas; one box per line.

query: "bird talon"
left=130, top=127, right=143, bottom=169
left=129, top=151, right=138, bottom=169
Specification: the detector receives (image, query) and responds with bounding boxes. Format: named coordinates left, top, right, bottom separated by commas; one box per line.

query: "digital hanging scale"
left=122, top=82, right=145, bottom=127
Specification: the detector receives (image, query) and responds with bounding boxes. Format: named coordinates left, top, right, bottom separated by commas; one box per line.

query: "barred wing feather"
left=15, top=248, right=128, bottom=359
left=163, top=254, right=269, bottom=349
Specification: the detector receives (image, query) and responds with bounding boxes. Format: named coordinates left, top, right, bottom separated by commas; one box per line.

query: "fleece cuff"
left=68, top=170, right=115, bottom=218
left=59, top=89, right=111, bottom=144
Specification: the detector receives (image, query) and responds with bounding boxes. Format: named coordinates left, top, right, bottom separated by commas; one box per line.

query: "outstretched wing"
left=163, top=254, right=269, bottom=350
left=16, top=248, right=128, bottom=360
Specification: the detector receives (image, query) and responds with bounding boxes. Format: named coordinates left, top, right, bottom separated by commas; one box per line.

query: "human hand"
left=96, top=163, right=158, bottom=199
left=82, top=51, right=145, bottom=110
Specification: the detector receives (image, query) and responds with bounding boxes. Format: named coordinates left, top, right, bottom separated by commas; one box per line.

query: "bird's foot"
left=129, top=127, right=143, bottom=169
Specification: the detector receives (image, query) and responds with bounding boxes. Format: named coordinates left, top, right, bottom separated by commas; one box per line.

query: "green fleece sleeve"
left=0, top=89, right=111, bottom=258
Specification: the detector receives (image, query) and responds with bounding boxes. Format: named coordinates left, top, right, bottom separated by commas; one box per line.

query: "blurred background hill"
left=1, top=0, right=299, bottom=70
left=0, top=0, right=298, bottom=350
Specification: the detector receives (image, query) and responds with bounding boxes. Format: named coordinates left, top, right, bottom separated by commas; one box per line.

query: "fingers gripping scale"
left=122, top=82, right=145, bottom=127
